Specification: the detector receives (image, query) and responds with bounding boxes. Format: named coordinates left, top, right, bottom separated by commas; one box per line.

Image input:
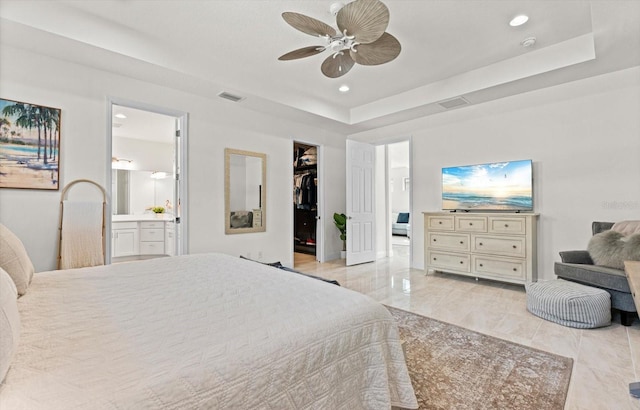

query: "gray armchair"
left=554, top=222, right=637, bottom=326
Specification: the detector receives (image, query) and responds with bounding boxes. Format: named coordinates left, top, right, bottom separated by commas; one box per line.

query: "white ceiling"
left=112, top=105, right=175, bottom=144
left=1, top=0, right=639, bottom=134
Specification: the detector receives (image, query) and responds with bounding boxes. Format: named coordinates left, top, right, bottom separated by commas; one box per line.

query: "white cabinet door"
left=113, top=228, right=139, bottom=257
left=165, top=223, right=175, bottom=256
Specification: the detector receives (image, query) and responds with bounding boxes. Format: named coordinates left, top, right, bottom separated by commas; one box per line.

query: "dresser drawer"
left=140, top=221, right=165, bottom=229
left=455, top=216, right=487, bottom=232
left=427, top=251, right=470, bottom=272
left=472, top=255, right=526, bottom=280
left=140, top=228, right=164, bottom=241
left=428, top=233, right=469, bottom=252
left=488, top=216, right=526, bottom=234
left=427, top=215, right=454, bottom=231
left=472, top=235, right=526, bottom=257
left=139, top=241, right=165, bottom=255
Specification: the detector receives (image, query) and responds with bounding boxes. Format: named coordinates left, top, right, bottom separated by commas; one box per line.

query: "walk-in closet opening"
left=293, top=141, right=319, bottom=266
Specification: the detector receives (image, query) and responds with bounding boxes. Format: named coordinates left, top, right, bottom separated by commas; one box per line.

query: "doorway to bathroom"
left=107, top=100, right=188, bottom=263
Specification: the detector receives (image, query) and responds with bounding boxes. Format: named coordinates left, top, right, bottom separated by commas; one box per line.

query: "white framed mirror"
left=225, top=148, right=266, bottom=234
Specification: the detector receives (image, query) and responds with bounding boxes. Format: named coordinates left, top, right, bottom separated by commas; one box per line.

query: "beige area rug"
left=387, top=306, right=573, bottom=410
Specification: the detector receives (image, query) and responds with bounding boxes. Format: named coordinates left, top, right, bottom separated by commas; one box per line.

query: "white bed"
left=0, top=253, right=418, bottom=409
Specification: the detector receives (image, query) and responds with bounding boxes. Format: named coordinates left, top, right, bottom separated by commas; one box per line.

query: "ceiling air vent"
left=217, top=91, right=245, bottom=103
left=438, top=96, right=470, bottom=110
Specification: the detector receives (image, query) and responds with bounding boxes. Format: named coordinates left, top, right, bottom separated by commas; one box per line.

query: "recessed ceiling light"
left=114, top=113, right=127, bottom=119
left=510, top=15, right=529, bottom=27
left=339, top=85, right=350, bottom=93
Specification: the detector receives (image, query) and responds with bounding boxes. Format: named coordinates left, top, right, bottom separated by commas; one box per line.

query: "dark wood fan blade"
left=279, top=46, right=325, bottom=61
left=336, top=0, right=389, bottom=44
left=350, top=32, right=400, bottom=65
left=282, top=12, right=337, bottom=37
left=321, top=53, right=355, bottom=78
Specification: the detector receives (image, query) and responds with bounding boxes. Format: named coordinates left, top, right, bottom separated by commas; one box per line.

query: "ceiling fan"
left=278, top=0, right=401, bottom=78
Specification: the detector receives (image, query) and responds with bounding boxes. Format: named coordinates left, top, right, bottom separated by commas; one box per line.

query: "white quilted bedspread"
left=0, top=253, right=417, bottom=409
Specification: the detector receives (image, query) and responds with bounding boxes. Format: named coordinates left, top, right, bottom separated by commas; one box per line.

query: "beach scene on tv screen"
left=442, top=160, right=533, bottom=210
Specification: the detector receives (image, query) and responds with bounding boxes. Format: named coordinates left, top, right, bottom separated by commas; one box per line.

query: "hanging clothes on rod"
left=294, top=169, right=317, bottom=210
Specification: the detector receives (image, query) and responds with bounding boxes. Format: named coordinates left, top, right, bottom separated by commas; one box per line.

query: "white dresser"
left=423, top=212, right=538, bottom=285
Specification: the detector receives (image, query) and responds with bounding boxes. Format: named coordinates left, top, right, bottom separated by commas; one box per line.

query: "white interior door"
left=346, top=140, right=376, bottom=266
left=174, top=117, right=183, bottom=256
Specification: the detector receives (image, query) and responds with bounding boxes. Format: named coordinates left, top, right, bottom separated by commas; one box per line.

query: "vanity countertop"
left=112, top=214, right=174, bottom=222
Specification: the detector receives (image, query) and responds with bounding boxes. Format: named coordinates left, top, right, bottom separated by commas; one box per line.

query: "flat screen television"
left=442, top=159, right=533, bottom=211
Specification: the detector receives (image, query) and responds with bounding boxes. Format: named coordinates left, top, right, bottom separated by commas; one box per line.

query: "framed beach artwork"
left=0, top=98, right=61, bottom=190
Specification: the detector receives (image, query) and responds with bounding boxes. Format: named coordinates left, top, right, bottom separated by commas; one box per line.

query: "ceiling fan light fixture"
left=510, top=14, right=529, bottom=27
left=339, top=85, right=350, bottom=92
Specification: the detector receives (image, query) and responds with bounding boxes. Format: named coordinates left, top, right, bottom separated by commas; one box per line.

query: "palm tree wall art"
left=0, top=98, right=61, bottom=190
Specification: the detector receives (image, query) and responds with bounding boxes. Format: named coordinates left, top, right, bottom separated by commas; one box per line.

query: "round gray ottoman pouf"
left=525, top=279, right=611, bottom=328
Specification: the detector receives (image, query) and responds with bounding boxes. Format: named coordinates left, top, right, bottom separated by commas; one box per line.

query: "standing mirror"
left=225, top=148, right=266, bottom=234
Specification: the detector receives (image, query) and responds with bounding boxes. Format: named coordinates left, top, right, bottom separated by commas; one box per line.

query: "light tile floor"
left=294, top=247, right=640, bottom=410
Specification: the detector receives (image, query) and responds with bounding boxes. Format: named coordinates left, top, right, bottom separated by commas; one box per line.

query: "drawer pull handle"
left=479, top=242, right=483, bottom=246
left=438, top=221, right=442, bottom=224
left=433, top=239, right=437, bottom=242
left=433, top=257, right=437, bottom=261
left=459, top=241, right=464, bottom=244
left=512, top=245, right=517, bottom=249
left=513, top=268, right=517, bottom=271
left=469, top=222, right=473, bottom=226
left=459, top=261, right=464, bottom=264
left=479, top=263, right=483, bottom=267
left=505, top=224, right=509, bottom=227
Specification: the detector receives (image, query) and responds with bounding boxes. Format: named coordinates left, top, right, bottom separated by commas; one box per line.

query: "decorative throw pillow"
left=0, top=223, right=35, bottom=296
left=0, top=267, right=20, bottom=383
left=239, top=255, right=283, bottom=268
left=623, top=234, right=640, bottom=263
left=611, top=220, right=640, bottom=236
left=588, top=230, right=626, bottom=269
left=397, top=213, right=410, bottom=223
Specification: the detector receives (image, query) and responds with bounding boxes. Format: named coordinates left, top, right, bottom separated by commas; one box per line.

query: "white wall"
left=351, top=67, right=640, bottom=280
left=374, top=145, right=387, bottom=258
left=113, top=136, right=173, bottom=174
left=0, top=44, right=347, bottom=271
left=390, top=167, right=410, bottom=213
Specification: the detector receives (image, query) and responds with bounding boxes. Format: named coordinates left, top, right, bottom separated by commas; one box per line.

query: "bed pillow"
left=397, top=213, right=410, bottom=223
left=587, top=230, right=640, bottom=270
left=0, top=267, right=20, bottom=383
left=0, top=223, right=35, bottom=296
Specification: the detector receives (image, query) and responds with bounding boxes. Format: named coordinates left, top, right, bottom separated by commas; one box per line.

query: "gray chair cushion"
left=554, top=262, right=630, bottom=293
